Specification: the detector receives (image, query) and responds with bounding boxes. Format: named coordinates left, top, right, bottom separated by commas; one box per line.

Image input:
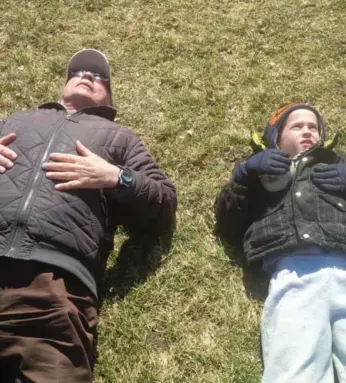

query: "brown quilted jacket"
left=0, top=103, right=177, bottom=297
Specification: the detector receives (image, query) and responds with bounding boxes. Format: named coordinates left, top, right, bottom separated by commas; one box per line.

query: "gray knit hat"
left=262, top=103, right=326, bottom=148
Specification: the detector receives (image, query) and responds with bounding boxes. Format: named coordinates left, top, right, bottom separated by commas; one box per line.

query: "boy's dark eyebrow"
left=289, top=121, right=318, bottom=128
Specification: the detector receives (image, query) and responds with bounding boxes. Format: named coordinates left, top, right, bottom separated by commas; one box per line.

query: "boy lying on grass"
left=215, top=103, right=346, bottom=382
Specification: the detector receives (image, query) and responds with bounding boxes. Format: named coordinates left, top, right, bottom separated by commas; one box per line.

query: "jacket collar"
left=38, top=102, right=117, bottom=122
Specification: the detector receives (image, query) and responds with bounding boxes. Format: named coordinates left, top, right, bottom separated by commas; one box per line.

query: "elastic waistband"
left=277, top=252, right=346, bottom=274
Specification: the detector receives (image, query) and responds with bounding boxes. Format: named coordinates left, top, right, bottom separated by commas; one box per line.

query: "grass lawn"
left=1, top=0, right=346, bottom=381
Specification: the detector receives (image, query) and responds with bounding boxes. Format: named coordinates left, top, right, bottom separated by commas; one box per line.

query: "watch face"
left=123, top=171, right=132, bottom=183
left=120, top=169, right=133, bottom=187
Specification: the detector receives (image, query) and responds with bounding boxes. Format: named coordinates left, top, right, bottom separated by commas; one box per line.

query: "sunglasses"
left=70, top=70, right=109, bottom=83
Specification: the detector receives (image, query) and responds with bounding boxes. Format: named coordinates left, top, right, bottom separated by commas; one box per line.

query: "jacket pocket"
left=88, top=195, right=107, bottom=245
left=99, top=190, right=108, bottom=231
left=318, top=193, right=346, bottom=213
left=317, top=193, right=346, bottom=224
left=317, top=193, right=346, bottom=244
left=249, top=232, right=287, bottom=250
left=244, top=202, right=288, bottom=256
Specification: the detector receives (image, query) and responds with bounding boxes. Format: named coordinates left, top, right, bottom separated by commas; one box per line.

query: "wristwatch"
left=117, top=168, right=133, bottom=189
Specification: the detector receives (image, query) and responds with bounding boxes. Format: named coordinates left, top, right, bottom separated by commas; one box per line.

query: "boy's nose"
left=301, top=126, right=312, bottom=136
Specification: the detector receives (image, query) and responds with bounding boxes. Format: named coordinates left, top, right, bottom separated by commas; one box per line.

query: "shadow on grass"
left=217, top=238, right=268, bottom=303
left=90, top=226, right=174, bottom=371
left=214, top=231, right=267, bottom=372
left=102, top=228, right=173, bottom=301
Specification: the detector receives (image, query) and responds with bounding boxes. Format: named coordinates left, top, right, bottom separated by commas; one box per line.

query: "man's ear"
left=107, top=94, right=113, bottom=107
left=57, top=84, right=65, bottom=103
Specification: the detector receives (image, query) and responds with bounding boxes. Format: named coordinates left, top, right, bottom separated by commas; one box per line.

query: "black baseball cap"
left=67, top=49, right=113, bottom=105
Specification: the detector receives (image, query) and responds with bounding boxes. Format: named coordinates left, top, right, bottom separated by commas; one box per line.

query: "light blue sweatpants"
left=261, top=255, right=346, bottom=383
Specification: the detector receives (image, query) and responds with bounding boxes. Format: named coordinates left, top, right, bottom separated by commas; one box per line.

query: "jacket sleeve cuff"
left=228, top=178, right=250, bottom=210
left=233, top=162, right=249, bottom=186
left=106, top=166, right=137, bottom=198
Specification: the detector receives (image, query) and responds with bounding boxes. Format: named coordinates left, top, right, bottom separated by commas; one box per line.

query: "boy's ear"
left=250, top=131, right=266, bottom=153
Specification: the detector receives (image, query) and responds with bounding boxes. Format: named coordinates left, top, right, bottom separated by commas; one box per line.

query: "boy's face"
left=278, top=109, right=320, bottom=157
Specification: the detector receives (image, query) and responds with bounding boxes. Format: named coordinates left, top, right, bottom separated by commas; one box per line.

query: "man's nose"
left=81, top=71, right=94, bottom=82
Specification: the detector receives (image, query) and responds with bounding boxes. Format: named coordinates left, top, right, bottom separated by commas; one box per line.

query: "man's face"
left=60, top=71, right=111, bottom=110
left=278, top=109, right=320, bottom=157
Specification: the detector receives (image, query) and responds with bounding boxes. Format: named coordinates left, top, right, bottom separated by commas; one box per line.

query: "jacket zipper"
left=5, top=115, right=69, bottom=258
left=289, top=141, right=323, bottom=242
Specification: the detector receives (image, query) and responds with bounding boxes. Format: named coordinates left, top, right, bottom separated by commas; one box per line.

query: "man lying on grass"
left=0, top=49, right=177, bottom=383
left=215, top=103, right=346, bottom=382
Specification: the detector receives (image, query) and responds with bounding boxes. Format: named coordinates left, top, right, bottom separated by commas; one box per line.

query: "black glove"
left=311, top=163, right=346, bottom=193
left=234, top=149, right=291, bottom=185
